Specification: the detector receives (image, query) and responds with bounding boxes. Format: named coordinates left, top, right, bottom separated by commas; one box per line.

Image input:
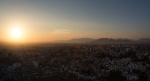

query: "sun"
left=11, top=28, right=22, bottom=39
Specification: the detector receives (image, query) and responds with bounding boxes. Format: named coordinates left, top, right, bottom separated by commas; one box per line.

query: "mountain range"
left=52, top=38, right=150, bottom=44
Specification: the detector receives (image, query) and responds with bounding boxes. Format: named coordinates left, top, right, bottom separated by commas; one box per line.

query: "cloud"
left=51, top=29, right=71, bottom=35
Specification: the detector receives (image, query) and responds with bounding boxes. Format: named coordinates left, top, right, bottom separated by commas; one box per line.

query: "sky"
left=0, top=0, right=150, bottom=42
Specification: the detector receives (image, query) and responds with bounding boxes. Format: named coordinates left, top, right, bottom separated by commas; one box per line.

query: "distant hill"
left=53, top=38, right=96, bottom=43
left=136, top=38, right=150, bottom=44
left=51, top=38, right=150, bottom=44
left=89, top=38, right=133, bottom=44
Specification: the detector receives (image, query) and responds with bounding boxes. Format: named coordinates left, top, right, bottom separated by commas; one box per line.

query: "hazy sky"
left=0, top=0, right=150, bottom=42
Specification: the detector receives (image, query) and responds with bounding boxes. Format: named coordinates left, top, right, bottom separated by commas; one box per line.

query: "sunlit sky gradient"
left=0, top=0, right=150, bottom=42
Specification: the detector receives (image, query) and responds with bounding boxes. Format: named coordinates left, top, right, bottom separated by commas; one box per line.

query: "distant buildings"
left=0, top=44, right=149, bottom=81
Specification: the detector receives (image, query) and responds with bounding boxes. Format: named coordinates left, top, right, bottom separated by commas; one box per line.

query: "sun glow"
left=12, top=28, right=22, bottom=38
left=10, top=27, right=23, bottom=41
